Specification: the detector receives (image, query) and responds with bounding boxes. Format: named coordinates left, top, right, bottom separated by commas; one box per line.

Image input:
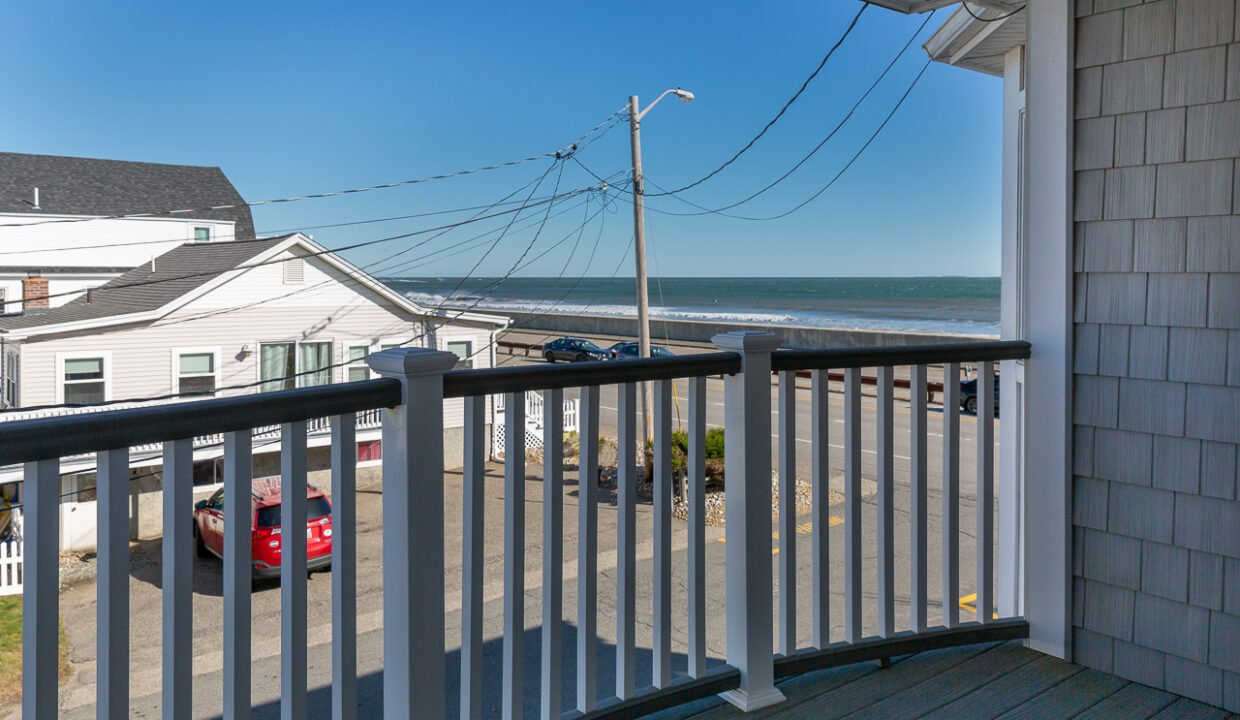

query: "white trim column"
left=1022, top=0, right=1074, bottom=660
left=712, top=331, right=786, bottom=712
left=367, top=347, right=458, bottom=720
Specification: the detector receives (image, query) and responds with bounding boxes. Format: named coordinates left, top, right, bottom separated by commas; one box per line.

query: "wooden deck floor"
left=651, top=641, right=1237, bottom=720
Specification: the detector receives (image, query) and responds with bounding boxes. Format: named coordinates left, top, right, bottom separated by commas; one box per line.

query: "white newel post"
left=367, top=347, right=457, bottom=720
left=712, top=331, right=786, bottom=712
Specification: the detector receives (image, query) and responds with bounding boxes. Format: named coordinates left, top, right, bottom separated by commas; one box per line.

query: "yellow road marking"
left=958, top=593, right=1000, bottom=619
left=718, top=516, right=845, bottom=553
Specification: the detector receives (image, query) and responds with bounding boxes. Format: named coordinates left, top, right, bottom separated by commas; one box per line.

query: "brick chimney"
left=22, top=274, right=49, bottom=311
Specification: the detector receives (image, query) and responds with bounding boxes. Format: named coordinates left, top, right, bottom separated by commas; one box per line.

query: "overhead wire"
left=959, top=2, right=1026, bottom=22
left=0, top=109, right=626, bottom=231
left=641, top=2, right=869, bottom=198
left=4, top=160, right=623, bottom=412
left=641, top=59, right=934, bottom=222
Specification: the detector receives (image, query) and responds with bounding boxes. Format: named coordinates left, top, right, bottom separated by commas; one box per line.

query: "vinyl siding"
left=15, top=248, right=498, bottom=429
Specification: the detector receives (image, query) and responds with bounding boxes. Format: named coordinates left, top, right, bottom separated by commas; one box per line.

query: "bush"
left=704, top=427, right=725, bottom=460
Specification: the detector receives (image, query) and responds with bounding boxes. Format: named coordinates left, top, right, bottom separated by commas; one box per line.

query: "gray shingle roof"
left=0, top=152, right=255, bottom=240
left=0, top=236, right=289, bottom=332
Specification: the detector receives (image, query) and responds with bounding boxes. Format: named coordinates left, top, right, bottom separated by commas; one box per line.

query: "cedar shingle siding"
left=1073, top=0, right=1240, bottom=710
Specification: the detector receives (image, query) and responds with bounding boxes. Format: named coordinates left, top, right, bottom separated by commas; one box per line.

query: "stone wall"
left=1072, top=0, right=1240, bottom=710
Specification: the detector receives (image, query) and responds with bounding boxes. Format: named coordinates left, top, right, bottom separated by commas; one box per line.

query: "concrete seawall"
left=494, top=309, right=994, bottom=350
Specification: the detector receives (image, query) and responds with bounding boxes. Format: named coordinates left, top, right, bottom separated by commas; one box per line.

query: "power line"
left=641, top=2, right=869, bottom=198
left=629, top=10, right=934, bottom=216
left=3, top=164, right=618, bottom=412
left=642, top=59, right=933, bottom=222
left=959, top=2, right=1025, bottom=22
left=0, top=110, right=625, bottom=231
left=13, top=177, right=604, bottom=306
left=146, top=174, right=615, bottom=330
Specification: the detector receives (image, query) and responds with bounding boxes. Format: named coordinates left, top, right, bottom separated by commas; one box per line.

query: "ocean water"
left=382, top=276, right=1001, bottom=336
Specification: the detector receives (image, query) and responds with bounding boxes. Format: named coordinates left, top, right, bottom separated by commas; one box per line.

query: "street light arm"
left=634, top=88, right=690, bottom=122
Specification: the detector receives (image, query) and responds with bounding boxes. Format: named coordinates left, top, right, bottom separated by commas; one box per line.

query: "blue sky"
left=0, top=2, right=1003, bottom=278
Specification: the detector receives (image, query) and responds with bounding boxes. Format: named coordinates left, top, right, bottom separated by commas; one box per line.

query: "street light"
left=628, top=87, right=694, bottom=442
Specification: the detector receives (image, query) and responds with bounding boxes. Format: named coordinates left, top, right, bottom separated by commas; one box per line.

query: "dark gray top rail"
left=770, top=340, right=1032, bottom=372
left=0, top=379, right=402, bottom=465
left=441, top=352, right=743, bottom=398
left=0, top=341, right=1030, bottom=466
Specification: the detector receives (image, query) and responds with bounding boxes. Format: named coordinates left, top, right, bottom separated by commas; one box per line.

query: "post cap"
left=711, top=331, right=783, bottom=353
left=365, top=347, right=459, bottom=377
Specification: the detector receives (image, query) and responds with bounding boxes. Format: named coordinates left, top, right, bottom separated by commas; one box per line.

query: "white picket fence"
left=0, top=506, right=23, bottom=596
left=492, top=391, right=579, bottom=458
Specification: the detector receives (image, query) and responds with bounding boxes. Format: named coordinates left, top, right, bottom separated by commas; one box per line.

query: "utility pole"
left=628, top=94, right=655, bottom=443
left=627, top=87, right=694, bottom=443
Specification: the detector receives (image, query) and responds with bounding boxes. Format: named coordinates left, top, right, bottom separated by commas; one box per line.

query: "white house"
left=0, top=223, right=509, bottom=550
left=0, top=152, right=256, bottom=313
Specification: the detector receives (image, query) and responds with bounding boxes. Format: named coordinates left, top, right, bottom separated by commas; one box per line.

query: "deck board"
left=1073, top=683, right=1179, bottom=720
left=1148, top=698, right=1233, bottom=720
left=991, top=668, right=1128, bottom=720
left=918, top=653, right=1083, bottom=720
left=839, top=642, right=1040, bottom=720
left=651, top=641, right=1237, bottom=720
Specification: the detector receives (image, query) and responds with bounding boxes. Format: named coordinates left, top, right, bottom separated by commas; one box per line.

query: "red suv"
left=192, top=478, right=334, bottom=578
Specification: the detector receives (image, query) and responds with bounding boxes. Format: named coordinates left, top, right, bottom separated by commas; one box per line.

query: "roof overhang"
left=867, top=0, right=1013, bottom=14
left=922, top=3, right=1026, bottom=77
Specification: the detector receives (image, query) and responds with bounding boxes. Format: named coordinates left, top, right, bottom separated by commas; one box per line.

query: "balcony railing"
left=0, top=330, right=1031, bottom=720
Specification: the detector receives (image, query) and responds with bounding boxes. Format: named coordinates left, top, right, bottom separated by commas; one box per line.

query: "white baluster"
left=282, top=422, right=309, bottom=720
left=653, top=379, right=672, bottom=688
left=977, top=361, right=995, bottom=623
left=910, top=366, right=929, bottom=633
left=331, top=416, right=357, bottom=720
left=224, top=430, right=252, bottom=720
left=616, top=382, right=636, bottom=700
left=810, top=370, right=830, bottom=649
left=461, top=397, right=485, bottom=720
left=942, top=362, right=961, bottom=628
left=504, top=390, right=526, bottom=719
left=577, top=386, right=600, bottom=711
left=163, top=439, right=194, bottom=720
left=877, top=367, right=895, bottom=639
left=22, top=459, right=58, bottom=720
left=844, top=368, right=862, bottom=643
left=777, top=370, right=796, bottom=656
left=97, top=448, right=129, bottom=720
left=542, top=388, right=564, bottom=719
left=687, top=377, right=707, bottom=677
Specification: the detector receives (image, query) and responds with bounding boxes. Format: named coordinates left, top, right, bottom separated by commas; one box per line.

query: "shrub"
left=704, top=427, right=725, bottom=460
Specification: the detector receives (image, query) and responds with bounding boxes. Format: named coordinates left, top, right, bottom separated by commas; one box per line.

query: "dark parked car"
left=608, top=341, right=675, bottom=360
left=542, top=337, right=609, bottom=362
left=960, top=375, right=1000, bottom=416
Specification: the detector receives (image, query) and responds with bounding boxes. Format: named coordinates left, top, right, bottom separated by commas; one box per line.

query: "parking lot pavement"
left=55, top=449, right=989, bottom=718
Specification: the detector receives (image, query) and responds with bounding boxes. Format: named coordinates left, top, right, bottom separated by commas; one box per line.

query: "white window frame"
left=256, top=340, right=336, bottom=390
left=171, top=347, right=221, bottom=397
left=56, top=350, right=112, bottom=405
left=443, top=337, right=474, bottom=370
left=192, top=225, right=212, bottom=243
left=0, top=286, right=7, bottom=312
left=345, top=343, right=374, bottom=382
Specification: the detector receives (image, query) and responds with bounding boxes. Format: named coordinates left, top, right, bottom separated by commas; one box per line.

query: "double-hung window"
left=62, top=355, right=107, bottom=404
left=176, top=351, right=217, bottom=396
left=346, top=345, right=371, bottom=382
left=260, top=341, right=333, bottom=391
left=446, top=340, right=473, bottom=370
left=193, top=226, right=211, bottom=243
